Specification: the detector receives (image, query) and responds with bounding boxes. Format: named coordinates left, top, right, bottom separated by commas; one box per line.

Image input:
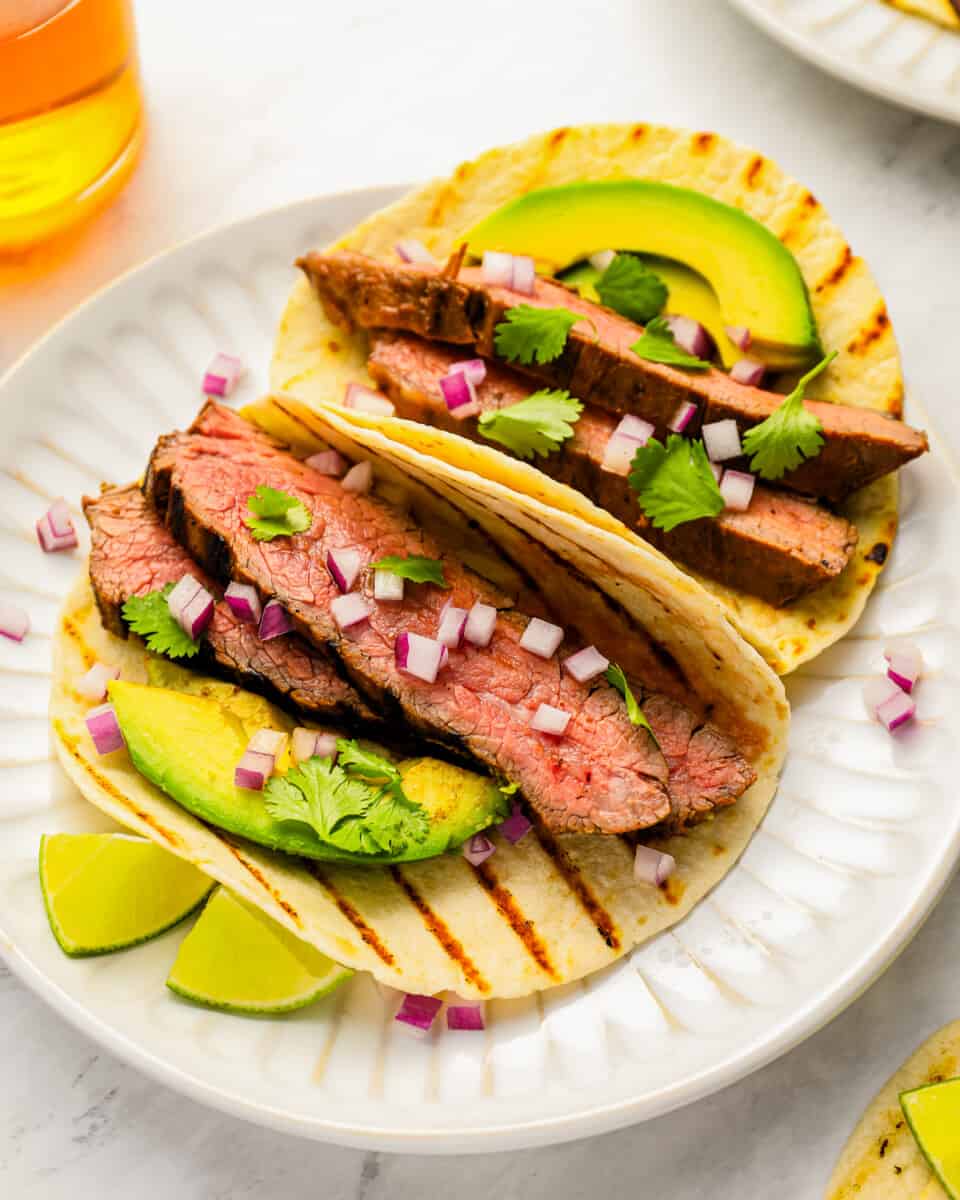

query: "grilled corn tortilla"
left=826, top=1020, right=960, bottom=1198
left=53, top=401, right=787, bottom=1000
left=271, top=122, right=904, bottom=674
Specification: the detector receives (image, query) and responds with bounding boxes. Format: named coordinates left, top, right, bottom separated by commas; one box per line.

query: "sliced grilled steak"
left=369, top=332, right=859, bottom=606
left=299, top=250, right=927, bottom=503
left=84, top=484, right=379, bottom=729
left=145, top=402, right=756, bottom=833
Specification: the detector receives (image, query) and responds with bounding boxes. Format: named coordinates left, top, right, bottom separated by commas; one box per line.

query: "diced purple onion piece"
left=563, top=644, right=609, bottom=683
left=876, top=690, right=916, bottom=733
left=259, top=598, right=293, bottom=640
left=180, top=588, right=214, bottom=639
left=634, top=844, right=676, bottom=886
left=234, top=749, right=275, bottom=791
left=440, top=369, right=478, bottom=414
left=202, top=352, right=243, bottom=397
left=47, top=498, right=74, bottom=539
left=884, top=641, right=923, bottom=694
left=725, top=325, right=752, bottom=351
left=344, top=382, right=394, bottom=417
left=224, top=581, right=262, bottom=624
left=36, top=506, right=79, bottom=553
left=326, top=547, right=365, bottom=594
left=481, top=251, right=514, bottom=288
left=247, top=728, right=288, bottom=757
left=291, top=727, right=319, bottom=764
left=447, top=1003, right=485, bottom=1031
left=314, top=732, right=338, bottom=760
left=373, top=569, right=404, bottom=602
left=395, top=632, right=446, bottom=683
left=305, top=449, right=347, bottom=477
left=85, top=703, right=125, bottom=755
left=78, top=662, right=120, bottom=702
left=330, top=593, right=373, bottom=631
left=665, top=316, right=713, bottom=359
left=449, top=359, right=487, bottom=386
left=720, top=469, right=755, bottom=512
left=395, top=992, right=442, bottom=1034
left=461, top=832, right=495, bottom=866
left=498, top=803, right=533, bottom=844
left=601, top=434, right=640, bottom=476
left=702, top=418, right=743, bottom=463
left=519, top=617, right=564, bottom=660
left=0, top=601, right=29, bottom=643
left=863, top=676, right=901, bottom=714
left=730, top=357, right=766, bottom=388
left=588, top=249, right=615, bottom=273
left=166, top=574, right=203, bottom=624
left=614, top=414, right=655, bottom=444
left=437, top=603, right=468, bottom=649
left=667, top=401, right=698, bottom=434
left=395, top=239, right=434, bottom=265
left=341, top=461, right=373, bottom=494
left=464, top=601, right=497, bottom=648
left=531, top=703, right=571, bottom=736
left=510, top=255, right=536, bottom=296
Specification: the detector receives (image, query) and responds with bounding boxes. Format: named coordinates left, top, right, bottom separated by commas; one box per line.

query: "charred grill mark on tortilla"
left=368, top=332, right=860, bottom=606
left=389, top=866, right=491, bottom=993
left=143, top=402, right=681, bottom=836
left=529, top=820, right=622, bottom=950
left=298, top=251, right=927, bottom=503
left=215, top=833, right=303, bottom=928
left=308, top=865, right=397, bottom=967
left=471, top=860, right=558, bottom=979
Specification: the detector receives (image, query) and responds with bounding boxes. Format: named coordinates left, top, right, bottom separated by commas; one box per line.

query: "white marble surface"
left=2, top=0, right=960, bottom=1194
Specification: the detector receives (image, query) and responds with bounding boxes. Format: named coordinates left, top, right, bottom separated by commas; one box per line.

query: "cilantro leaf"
left=493, top=305, right=583, bottom=365
left=335, top=739, right=403, bottom=786
left=741, top=352, right=836, bottom=481
left=630, top=317, right=712, bottom=371
left=604, top=663, right=658, bottom=745
left=244, top=485, right=312, bottom=541
left=628, top=435, right=724, bottom=532
left=595, top=254, right=667, bottom=324
left=477, top=389, right=583, bottom=460
left=122, top=583, right=200, bottom=659
left=368, top=555, right=448, bottom=588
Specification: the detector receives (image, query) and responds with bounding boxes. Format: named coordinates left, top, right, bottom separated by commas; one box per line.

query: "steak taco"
left=274, top=124, right=929, bottom=673
left=51, top=398, right=787, bottom=1000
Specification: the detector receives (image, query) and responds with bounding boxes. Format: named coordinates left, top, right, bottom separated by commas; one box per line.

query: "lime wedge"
left=901, top=1078, right=960, bottom=1198
left=166, top=887, right=351, bottom=1014
left=39, top=833, right=213, bottom=957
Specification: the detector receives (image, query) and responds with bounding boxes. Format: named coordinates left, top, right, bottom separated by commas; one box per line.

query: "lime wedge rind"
left=900, top=1078, right=960, bottom=1200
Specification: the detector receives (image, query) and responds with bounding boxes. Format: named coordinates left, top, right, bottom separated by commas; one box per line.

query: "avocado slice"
left=560, top=255, right=741, bottom=368
left=900, top=1077, right=960, bottom=1198
left=464, top=180, right=821, bottom=370
left=109, top=679, right=508, bottom=864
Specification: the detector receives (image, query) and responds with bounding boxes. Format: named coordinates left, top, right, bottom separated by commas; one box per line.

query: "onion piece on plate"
left=876, top=690, right=916, bottom=732
left=0, top=601, right=29, bottom=643
left=37, top=499, right=78, bottom=552
left=447, top=1003, right=485, bottom=1031
left=395, top=993, right=442, bottom=1036
left=884, top=641, right=923, bottom=693
left=202, top=352, right=243, bottom=397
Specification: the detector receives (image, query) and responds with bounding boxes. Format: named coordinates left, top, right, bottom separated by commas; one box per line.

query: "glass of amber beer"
left=0, top=0, right=144, bottom=253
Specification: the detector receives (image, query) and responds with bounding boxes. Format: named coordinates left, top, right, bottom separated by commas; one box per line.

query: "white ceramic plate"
left=0, top=190, right=957, bottom=1154
left=728, top=0, right=960, bottom=124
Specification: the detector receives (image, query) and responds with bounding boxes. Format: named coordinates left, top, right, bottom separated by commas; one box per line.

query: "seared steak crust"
left=144, top=403, right=754, bottom=833
left=369, top=333, right=859, bottom=607
left=84, top=484, right=378, bottom=728
left=299, top=251, right=927, bottom=503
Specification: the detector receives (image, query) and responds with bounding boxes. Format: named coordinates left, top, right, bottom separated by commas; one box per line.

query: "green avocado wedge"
left=109, top=679, right=508, bottom=864
left=464, top=180, right=821, bottom=370
left=900, top=1077, right=960, bottom=1198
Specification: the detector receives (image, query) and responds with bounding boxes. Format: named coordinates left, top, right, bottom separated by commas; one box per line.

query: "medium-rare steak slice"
left=369, top=332, right=859, bottom=607
left=84, top=484, right=379, bottom=729
left=145, top=403, right=755, bottom=833
left=299, top=250, right=927, bottom=503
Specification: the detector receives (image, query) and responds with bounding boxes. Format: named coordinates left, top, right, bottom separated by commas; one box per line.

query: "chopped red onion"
left=202, top=352, right=243, bottom=397
left=876, top=690, right=916, bottom=732
left=615, top=414, right=654, bottom=443
left=330, top=593, right=373, bottom=631
left=342, top=461, right=373, bottom=494
left=510, top=255, right=536, bottom=296
left=395, top=632, right=446, bottom=683
left=531, top=703, right=571, bottom=736
left=179, top=587, right=214, bottom=640
left=0, top=601, right=29, bottom=643
left=395, top=239, right=434, bottom=265
left=440, top=370, right=480, bottom=419
left=464, top=601, right=497, bottom=648
left=291, top=727, right=339, bottom=765
left=374, top=569, right=404, bottom=602
left=449, top=359, right=487, bottom=386
left=720, top=469, right=755, bottom=512
left=665, top=316, right=713, bottom=359
left=305, top=449, right=347, bottom=477
left=730, top=357, right=767, bottom=387
left=437, top=603, right=468, bottom=649
left=519, top=617, right=564, bottom=660
left=702, top=419, right=743, bottom=462
left=314, top=732, right=338, bottom=760
left=884, top=641, right=923, bottom=694
left=634, top=844, right=676, bottom=886
left=863, top=676, right=901, bottom=715
left=481, top=251, right=515, bottom=288
left=248, top=728, right=288, bottom=758
left=85, top=703, right=125, bottom=755
left=498, top=803, right=533, bottom=844
left=78, top=662, right=120, bottom=702
left=224, top=581, right=261, bottom=624
left=344, top=382, right=395, bottom=417
left=725, top=325, right=752, bottom=351
left=395, top=993, right=442, bottom=1035
left=327, top=548, right=365, bottom=594
left=589, top=249, right=616, bottom=273
left=668, top=401, right=698, bottom=434
left=166, top=574, right=202, bottom=624
left=462, top=833, right=495, bottom=866
left=36, top=498, right=78, bottom=553
left=259, top=598, right=293, bottom=640
left=234, top=748, right=275, bottom=791
left=447, top=1002, right=485, bottom=1031
left=601, top=434, right=641, bottom=476
left=563, top=644, right=609, bottom=683
left=709, top=462, right=724, bottom=484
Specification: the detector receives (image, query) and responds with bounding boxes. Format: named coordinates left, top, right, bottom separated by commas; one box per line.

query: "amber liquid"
left=0, top=0, right=144, bottom=253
